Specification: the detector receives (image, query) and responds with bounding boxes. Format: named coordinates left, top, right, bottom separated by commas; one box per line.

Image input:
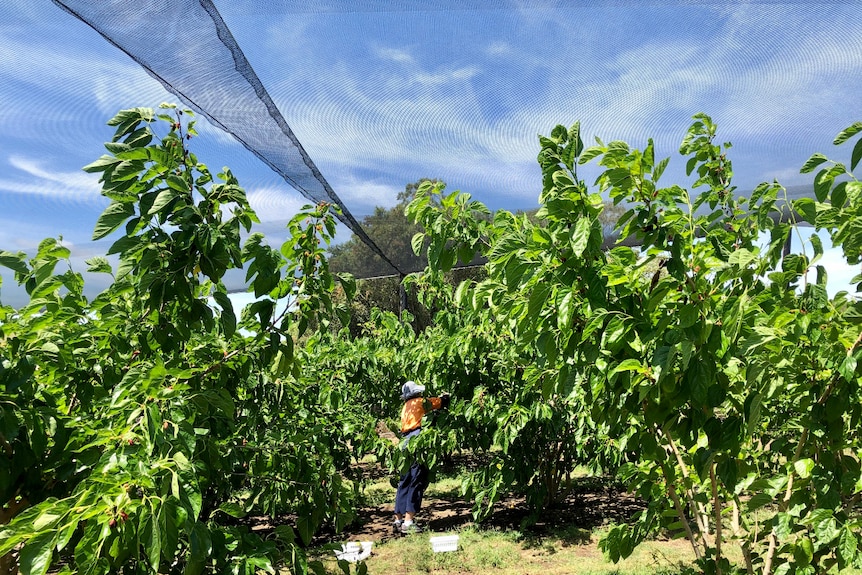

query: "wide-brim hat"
left=401, top=380, right=425, bottom=400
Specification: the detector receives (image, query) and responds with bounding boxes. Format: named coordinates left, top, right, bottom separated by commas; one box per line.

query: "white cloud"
left=245, top=185, right=308, bottom=223
left=0, top=32, right=164, bottom=113
left=3, top=0, right=862, bottom=265
left=374, top=46, right=415, bottom=64
left=414, top=66, right=480, bottom=86
left=8, top=156, right=98, bottom=191
left=511, top=0, right=562, bottom=30
left=279, top=59, right=489, bottom=166
left=0, top=156, right=104, bottom=208
left=328, top=176, right=401, bottom=211
left=485, top=41, right=512, bottom=56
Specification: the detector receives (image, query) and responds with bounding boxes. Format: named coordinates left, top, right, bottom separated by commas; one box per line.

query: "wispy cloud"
left=485, top=41, right=512, bottom=57
left=414, top=66, right=480, bottom=86
left=9, top=156, right=99, bottom=190
left=328, top=175, right=402, bottom=212
left=2, top=0, right=862, bottom=293
left=245, top=185, right=309, bottom=223
left=374, top=46, right=415, bottom=64
left=0, top=33, right=162, bottom=111
left=0, top=155, right=103, bottom=207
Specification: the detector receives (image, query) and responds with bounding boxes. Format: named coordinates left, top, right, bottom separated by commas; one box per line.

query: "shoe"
left=400, top=521, right=423, bottom=534
left=392, top=520, right=403, bottom=534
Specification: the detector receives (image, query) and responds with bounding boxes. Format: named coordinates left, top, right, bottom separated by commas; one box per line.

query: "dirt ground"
left=323, top=453, right=647, bottom=545
left=339, top=489, right=644, bottom=544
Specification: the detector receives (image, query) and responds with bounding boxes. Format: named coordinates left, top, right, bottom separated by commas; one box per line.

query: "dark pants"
left=394, top=462, right=430, bottom=515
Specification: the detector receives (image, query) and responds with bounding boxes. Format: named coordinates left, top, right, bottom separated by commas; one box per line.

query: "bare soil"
left=320, top=453, right=646, bottom=545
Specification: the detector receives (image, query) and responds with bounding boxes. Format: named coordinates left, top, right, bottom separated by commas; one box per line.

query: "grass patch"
left=310, top=525, right=698, bottom=575
left=329, top=456, right=862, bottom=575
left=356, top=461, right=465, bottom=507
left=424, top=475, right=462, bottom=499
left=356, top=478, right=394, bottom=507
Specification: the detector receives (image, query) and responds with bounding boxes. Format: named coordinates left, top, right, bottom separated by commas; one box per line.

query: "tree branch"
left=763, top=528, right=778, bottom=575
left=732, top=495, right=755, bottom=575
left=659, top=425, right=710, bottom=540
left=661, top=464, right=704, bottom=561
left=710, top=465, right=723, bottom=575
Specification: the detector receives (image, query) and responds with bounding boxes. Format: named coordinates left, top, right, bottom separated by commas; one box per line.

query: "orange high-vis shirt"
left=400, top=397, right=442, bottom=433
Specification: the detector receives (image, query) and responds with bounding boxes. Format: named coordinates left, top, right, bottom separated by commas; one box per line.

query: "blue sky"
left=1, top=1, right=861, bottom=307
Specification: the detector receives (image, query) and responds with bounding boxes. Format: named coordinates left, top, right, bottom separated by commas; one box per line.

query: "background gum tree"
left=405, top=116, right=862, bottom=574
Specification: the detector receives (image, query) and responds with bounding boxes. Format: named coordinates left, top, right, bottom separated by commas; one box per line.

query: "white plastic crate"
left=334, top=541, right=373, bottom=562
left=429, top=534, right=459, bottom=553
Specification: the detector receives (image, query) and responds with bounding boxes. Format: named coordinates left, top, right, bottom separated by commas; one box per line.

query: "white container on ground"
left=429, top=534, right=459, bottom=553
left=334, top=541, right=373, bottom=562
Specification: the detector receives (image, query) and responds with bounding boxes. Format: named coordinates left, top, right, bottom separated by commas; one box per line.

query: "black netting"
left=53, top=0, right=406, bottom=276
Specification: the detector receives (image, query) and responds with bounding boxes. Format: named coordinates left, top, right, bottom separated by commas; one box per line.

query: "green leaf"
left=853, top=138, right=862, bottom=172
left=604, top=315, right=627, bottom=348
left=184, top=523, right=211, bottom=575
left=142, top=510, right=161, bottom=571
left=166, top=174, right=190, bottom=194
left=274, top=525, right=295, bottom=545
left=833, top=121, right=862, bottom=145
left=814, top=515, right=839, bottom=543
left=32, top=511, right=62, bottom=531
left=746, top=392, right=763, bottom=435
left=838, top=527, right=858, bottom=565
left=148, top=189, right=178, bottom=215
left=728, top=248, right=756, bottom=267
left=0, top=250, right=28, bottom=274
left=125, top=127, right=153, bottom=148
left=795, top=537, right=814, bottom=565
left=571, top=217, right=591, bottom=257
left=612, top=359, right=644, bottom=374
left=40, top=341, right=60, bottom=355
left=747, top=492, right=773, bottom=511
left=411, top=232, right=426, bottom=256
left=19, top=531, right=55, bottom=575
left=653, top=157, right=669, bottom=182
left=84, top=256, right=113, bottom=275
left=558, top=290, right=574, bottom=331
left=112, top=160, right=144, bottom=181
left=218, top=502, right=247, bottom=518
left=337, top=273, right=356, bottom=300
left=583, top=310, right=607, bottom=340
left=82, top=154, right=123, bottom=173
left=213, top=291, right=236, bottom=338
left=794, top=198, right=816, bottom=224
left=159, top=497, right=182, bottom=564
left=578, top=145, right=604, bottom=165
left=93, top=201, right=135, bottom=240
left=297, top=515, right=314, bottom=546
left=679, top=304, right=698, bottom=329
left=527, top=283, right=551, bottom=319
left=794, top=458, right=815, bottom=479
left=840, top=355, right=858, bottom=382
left=800, top=153, right=829, bottom=174
left=815, top=172, right=837, bottom=203
left=178, top=475, right=202, bottom=522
